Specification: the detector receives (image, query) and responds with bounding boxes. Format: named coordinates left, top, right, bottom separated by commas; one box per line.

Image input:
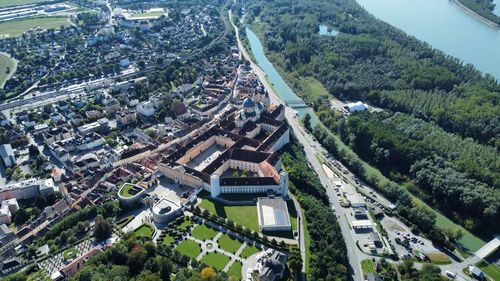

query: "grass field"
left=361, top=259, right=375, bottom=274
left=300, top=208, right=311, bottom=273
left=298, top=76, right=331, bottom=101
left=0, top=0, right=45, bottom=8
left=191, top=224, right=218, bottom=241
left=239, top=244, right=260, bottom=259
left=0, top=16, right=70, bottom=38
left=477, top=260, right=500, bottom=281
left=162, top=234, right=175, bottom=246
left=175, top=240, right=202, bottom=259
left=426, top=252, right=451, bottom=265
left=218, top=234, right=242, bottom=254
left=200, top=252, right=230, bottom=271
left=286, top=199, right=298, bottom=231
left=0, top=52, right=16, bottom=88
left=227, top=261, right=243, bottom=280
left=133, top=224, right=154, bottom=238
left=63, top=247, right=77, bottom=260
left=131, top=12, right=165, bottom=18
left=199, top=199, right=260, bottom=232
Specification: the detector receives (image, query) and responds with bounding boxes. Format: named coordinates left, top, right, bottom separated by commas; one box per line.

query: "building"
left=116, top=110, right=137, bottom=127
left=345, top=101, right=368, bottom=113
left=158, top=104, right=290, bottom=198
left=0, top=144, right=15, bottom=167
left=151, top=198, right=182, bottom=224
left=369, top=232, right=383, bottom=248
left=469, top=266, right=486, bottom=281
left=137, top=101, right=156, bottom=117
left=43, top=127, right=73, bottom=145
left=0, top=224, right=15, bottom=246
left=353, top=208, right=368, bottom=220
left=60, top=248, right=103, bottom=278
left=0, top=178, right=55, bottom=201
left=252, top=249, right=287, bottom=281
left=77, top=118, right=109, bottom=135
left=117, top=183, right=146, bottom=208
left=346, top=193, right=366, bottom=208
left=257, top=197, right=291, bottom=232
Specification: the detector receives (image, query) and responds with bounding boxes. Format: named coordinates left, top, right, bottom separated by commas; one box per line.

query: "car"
left=445, top=271, right=457, bottom=279
left=332, top=207, right=336, bottom=213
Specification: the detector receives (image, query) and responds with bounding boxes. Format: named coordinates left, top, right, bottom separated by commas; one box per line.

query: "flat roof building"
left=257, top=197, right=291, bottom=232
left=0, top=144, right=15, bottom=167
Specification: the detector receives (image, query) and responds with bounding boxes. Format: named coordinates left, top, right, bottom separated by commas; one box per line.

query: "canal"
left=356, top=0, right=500, bottom=80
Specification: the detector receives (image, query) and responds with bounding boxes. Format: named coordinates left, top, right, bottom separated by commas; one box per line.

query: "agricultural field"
left=0, top=0, right=46, bottom=8
left=0, top=53, right=16, bottom=88
left=0, top=16, right=71, bottom=38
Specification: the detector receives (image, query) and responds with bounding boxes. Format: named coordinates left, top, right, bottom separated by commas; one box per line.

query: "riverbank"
left=451, top=0, right=500, bottom=28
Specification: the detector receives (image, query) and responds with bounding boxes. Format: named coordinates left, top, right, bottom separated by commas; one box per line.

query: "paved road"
left=230, top=10, right=365, bottom=281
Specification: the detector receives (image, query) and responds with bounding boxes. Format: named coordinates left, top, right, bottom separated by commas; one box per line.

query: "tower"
left=210, top=174, right=221, bottom=197
left=279, top=171, right=289, bottom=198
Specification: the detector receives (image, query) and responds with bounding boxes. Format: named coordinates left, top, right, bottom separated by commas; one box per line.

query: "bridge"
left=474, top=236, right=500, bottom=259
left=286, top=99, right=309, bottom=108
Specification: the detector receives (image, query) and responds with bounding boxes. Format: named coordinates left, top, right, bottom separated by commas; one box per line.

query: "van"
left=445, top=271, right=456, bottom=279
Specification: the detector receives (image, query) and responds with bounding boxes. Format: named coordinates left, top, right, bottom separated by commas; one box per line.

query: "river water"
left=357, top=0, right=500, bottom=80
left=245, top=27, right=320, bottom=126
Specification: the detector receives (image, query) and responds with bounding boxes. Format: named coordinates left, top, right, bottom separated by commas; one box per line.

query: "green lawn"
left=286, top=199, right=298, bottom=231
left=300, top=208, right=311, bottom=273
left=361, top=259, right=375, bottom=274
left=162, top=234, right=175, bottom=246
left=176, top=240, right=202, bottom=259
left=191, top=224, right=218, bottom=241
left=239, top=244, right=260, bottom=259
left=116, top=215, right=134, bottom=228
left=63, top=247, right=77, bottom=260
left=218, top=234, right=243, bottom=254
left=227, top=261, right=243, bottom=280
left=119, top=183, right=139, bottom=198
left=200, top=252, right=230, bottom=271
left=0, top=17, right=71, bottom=38
left=0, top=52, right=16, bottom=88
left=426, top=252, right=451, bottom=265
left=179, top=218, right=193, bottom=231
left=477, top=260, right=500, bottom=281
left=0, top=0, right=46, bottom=8
left=133, top=224, right=154, bottom=238
left=199, top=198, right=260, bottom=232
left=131, top=12, right=165, bottom=18
left=298, top=76, right=331, bottom=101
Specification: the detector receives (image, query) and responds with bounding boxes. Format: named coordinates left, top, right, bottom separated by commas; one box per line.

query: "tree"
left=28, top=144, right=40, bottom=157
left=14, top=208, right=30, bottom=225
left=303, top=113, right=312, bottom=131
left=200, top=267, right=217, bottom=280
left=93, top=215, right=112, bottom=241
left=288, top=248, right=303, bottom=274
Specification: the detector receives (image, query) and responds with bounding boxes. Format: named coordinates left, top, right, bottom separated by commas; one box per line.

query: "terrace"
left=119, top=183, right=143, bottom=198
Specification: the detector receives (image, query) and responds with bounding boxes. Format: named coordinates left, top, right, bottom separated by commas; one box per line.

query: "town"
left=0, top=0, right=499, bottom=281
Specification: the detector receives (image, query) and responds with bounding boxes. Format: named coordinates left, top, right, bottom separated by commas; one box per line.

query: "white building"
left=136, top=101, right=156, bottom=117
left=257, top=197, right=291, bottom=232
left=345, top=101, right=369, bottom=112
left=0, top=144, right=15, bottom=167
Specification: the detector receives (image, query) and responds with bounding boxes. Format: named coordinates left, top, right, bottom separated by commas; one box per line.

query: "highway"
left=230, top=10, right=365, bottom=280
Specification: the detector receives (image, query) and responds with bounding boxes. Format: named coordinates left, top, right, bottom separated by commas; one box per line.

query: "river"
left=245, top=27, right=321, bottom=126
left=244, top=23, right=485, bottom=253
left=357, top=0, right=500, bottom=80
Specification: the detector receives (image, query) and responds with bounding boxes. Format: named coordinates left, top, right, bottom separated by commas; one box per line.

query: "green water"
left=357, top=0, right=500, bottom=80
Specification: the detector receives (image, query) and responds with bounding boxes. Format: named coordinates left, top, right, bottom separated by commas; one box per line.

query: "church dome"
left=243, top=97, right=256, bottom=108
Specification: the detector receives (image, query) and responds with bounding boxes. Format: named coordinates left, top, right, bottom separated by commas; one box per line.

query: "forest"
left=242, top=0, right=499, bottom=146
left=240, top=0, right=499, bottom=239
left=280, top=136, right=348, bottom=280
left=335, top=111, right=499, bottom=235
left=456, top=0, right=500, bottom=25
